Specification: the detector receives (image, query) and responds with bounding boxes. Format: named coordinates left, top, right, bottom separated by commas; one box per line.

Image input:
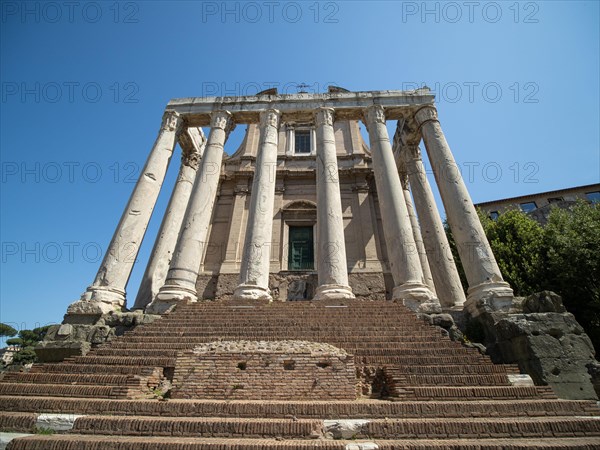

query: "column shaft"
left=401, top=177, right=436, bottom=293
left=233, top=109, right=281, bottom=301
left=70, top=110, right=182, bottom=315
left=153, top=111, right=234, bottom=312
left=363, top=105, right=439, bottom=311
left=314, top=108, right=354, bottom=300
left=414, top=105, right=512, bottom=312
left=133, top=132, right=206, bottom=310
left=404, top=146, right=466, bottom=307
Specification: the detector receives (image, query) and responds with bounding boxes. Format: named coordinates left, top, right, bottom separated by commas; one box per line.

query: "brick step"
left=89, top=347, right=476, bottom=358
left=70, top=356, right=176, bottom=367
left=387, top=373, right=510, bottom=386
left=155, top=318, right=429, bottom=325
left=72, top=416, right=322, bottom=438
left=355, top=355, right=489, bottom=365
left=134, top=326, right=430, bottom=334
left=2, top=396, right=597, bottom=418
left=0, top=383, right=133, bottom=399
left=116, top=334, right=445, bottom=343
left=68, top=415, right=600, bottom=439
left=8, top=435, right=600, bottom=449
left=391, top=386, right=550, bottom=400
left=0, top=412, right=37, bottom=432
left=1, top=372, right=146, bottom=386
left=29, top=364, right=159, bottom=375
left=103, top=341, right=458, bottom=351
left=126, top=330, right=441, bottom=338
left=375, top=364, right=511, bottom=375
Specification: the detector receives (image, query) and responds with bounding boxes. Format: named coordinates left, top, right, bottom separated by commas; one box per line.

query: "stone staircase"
left=1, top=300, right=599, bottom=449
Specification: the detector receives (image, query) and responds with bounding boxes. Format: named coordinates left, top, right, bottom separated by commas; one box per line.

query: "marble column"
left=153, top=111, right=234, bottom=312
left=69, top=110, right=183, bottom=316
left=414, top=105, right=512, bottom=314
left=403, top=145, right=466, bottom=308
left=233, top=109, right=281, bottom=301
left=133, top=128, right=207, bottom=311
left=400, top=172, right=436, bottom=294
left=313, top=107, right=354, bottom=300
left=363, top=105, right=439, bottom=312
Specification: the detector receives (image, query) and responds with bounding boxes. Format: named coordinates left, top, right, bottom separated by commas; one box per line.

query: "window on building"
left=586, top=191, right=600, bottom=204
left=294, top=130, right=311, bottom=154
left=519, top=201, right=537, bottom=213
left=288, top=226, right=314, bottom=270
left=547, top=197, right=563, bottom=203
left=489, top=211, right=499, bottom=220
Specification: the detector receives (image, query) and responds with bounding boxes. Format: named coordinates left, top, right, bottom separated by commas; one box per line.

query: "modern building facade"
left=67, top=87, right=514, bottom=319
left=476, top=183, right=600, bottom=224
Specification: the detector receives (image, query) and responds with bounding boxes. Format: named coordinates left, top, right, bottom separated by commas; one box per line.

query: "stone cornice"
left=166, top=89, right=435, bottom=127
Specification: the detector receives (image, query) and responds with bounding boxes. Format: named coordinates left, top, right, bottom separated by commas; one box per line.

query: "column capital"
left=314, top=107, right=335, bottom=127
left=259, top=108, right=281, bottom=129
left=161, top=110, right=183, bottom=133
left=363, top=104, right=386, bottom=125
left=414, top=105, right=439, bottom=127
left=181, top=148, right=201, bottom=170
left=210, top=110, right=236, bottom=134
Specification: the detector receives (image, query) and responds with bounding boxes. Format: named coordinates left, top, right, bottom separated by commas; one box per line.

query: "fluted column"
left=69, top=110, right=183, bottom=316
left=363, top=105, right=439, bottom=312
left=414, top=105, right=512, bottom=314
left=403, top=146, right=466, bottom=308
left=133, top=128, right=207, bottom=311
left=152, top=111, right=234, bottom=312
left=400, top=172, right=436, bottom=294
left=313, top=108, right=354, bottom=300
left=233, top=109, right=281, bottom=301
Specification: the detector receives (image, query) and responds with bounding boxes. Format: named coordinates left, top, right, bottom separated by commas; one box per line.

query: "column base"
left=67, top=286, right=126, bottom=316
left=148, top=284, right=198, bottom=314
left=233, top=284, right=272, bottom=302
left=464, top=280, right=514, bottom=317
left=313, top=284, right=355, bottom=301
left=392, top=282, right=441, bottom=314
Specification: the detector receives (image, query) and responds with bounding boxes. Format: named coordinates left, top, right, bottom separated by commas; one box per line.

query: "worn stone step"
left=378, top=364, right=510, bottom=375
left=65, top=415, right=600, bottom=439
left=72, top=416, right=323, bottom=438
left=104, top=341, right=458, bottom=351
left=29, top=364, right=158, bottom=375
left=117, top=334, right=444, bottom=343
left=2, top=373, right=146, bottom=386
left=356, top=355, right=488, bottom=365
left=70, top=356, right=176, bottom=366
left=128, top=330, right=441, bottom=338
left=387, top=373, right=510, bottom=386
left=0, top=383, right=133, bottom=399
left=7, top=435, right=600, bottom=449
left=3, top=397, right=596, bottom=418
left=392, top=386, right=549, bottom=400
left=364, top=416, right=600, bottom=439
left=0, top=412, right=37, bottom=432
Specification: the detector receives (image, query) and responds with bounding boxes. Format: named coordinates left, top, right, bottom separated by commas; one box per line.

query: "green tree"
left=4, top=325, right=54, bottom=366
left=541, top=201, right=600, bottom=351
left=0, top=323, right=17, bottom=338
left=479, top=209, right=545, bottom=296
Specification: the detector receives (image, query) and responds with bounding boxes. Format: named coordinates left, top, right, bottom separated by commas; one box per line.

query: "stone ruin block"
left=171, top=340, right=357, bottom=400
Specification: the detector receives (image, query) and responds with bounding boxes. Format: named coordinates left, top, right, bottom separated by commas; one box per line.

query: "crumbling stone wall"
left=467, top=291, right=598, bottom=400
left=171, top=340, right=357, bottom=400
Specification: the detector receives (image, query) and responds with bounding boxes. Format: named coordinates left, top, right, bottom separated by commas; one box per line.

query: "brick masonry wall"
left=171, top=341, right=357, bottom=400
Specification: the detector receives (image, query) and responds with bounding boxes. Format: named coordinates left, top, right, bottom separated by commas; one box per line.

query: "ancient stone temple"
left=68, top=87, right=512, bottom=317
left=2, top=88, right=599, bottom=449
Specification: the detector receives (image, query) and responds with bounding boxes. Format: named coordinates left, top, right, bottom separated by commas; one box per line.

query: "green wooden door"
left=288, top=226, right=314, bottom=270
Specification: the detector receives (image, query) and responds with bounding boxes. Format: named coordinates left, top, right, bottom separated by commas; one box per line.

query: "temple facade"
left=67, top=87, right=513, bottom=318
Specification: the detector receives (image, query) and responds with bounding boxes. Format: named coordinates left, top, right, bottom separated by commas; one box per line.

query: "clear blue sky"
left=1, top=1, right=599, bottom=333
